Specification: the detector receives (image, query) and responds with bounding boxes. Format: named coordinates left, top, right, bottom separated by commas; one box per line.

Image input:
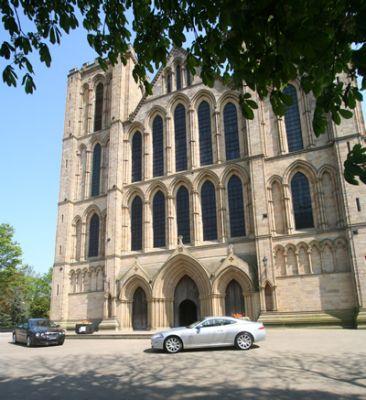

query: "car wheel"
left=164, top=336, right=183, bottom=354
left=58, top=339, right=65, bottom=346
left=12, top=333, right=17, bottom=344
left=26, top=336, right=33, bottom=348
left=235, top=332, right=253, bottom=350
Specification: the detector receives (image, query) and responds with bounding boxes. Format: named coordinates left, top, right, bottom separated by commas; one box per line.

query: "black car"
left=12, top=318, right=65, bottom=347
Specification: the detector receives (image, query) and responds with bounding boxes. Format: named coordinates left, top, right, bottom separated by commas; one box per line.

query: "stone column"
left=144, top=130, right=151, bottom=180
left=167, top=195, right=176, bottom=249
left=192, top=189, right=201, bottom=245
left=121, top=205, right=129, bottom=251
left=144, top=200, right=152, bottom=251
left=165, top=116, right=173, bottom=174
left=213, top=108, right=222, bottom=164
left=217, top=184, right=227, bottom=242
left=122, top=139, right=129, bottom=184
left=188, top=107, right=198, bottom=169
left=277, top=118, right=287, bottom=154
left=315, top=179, right=327, bottom=230
left=85, top=150, right=92, bottom=198
left=283, top=184, right=294, bottom=234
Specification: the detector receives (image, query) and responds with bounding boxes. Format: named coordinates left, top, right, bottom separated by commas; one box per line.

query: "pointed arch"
left=291, top=172, right=314, bottom=229
left=223, top=102, right=240, bottom=160
left=201, top=180, right=218, bottom=240
left=91, top=143, right=102, bottom=196
left=227, top=175, right=246, bottom=237
left=88, top=213, right=100, bottom=258
left=174, top=103, right=188, bottom=171
left=131, top=195, right=143, bottom=251
left=152, top=115, right=164, bottom=177
left=176, top=185, right=191, bottom=244
left=152, top=190, right=166, bottom=248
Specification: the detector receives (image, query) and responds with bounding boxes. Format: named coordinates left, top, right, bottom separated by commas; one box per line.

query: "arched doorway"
left=174, top=276, right=200, bottom=326
left=132, top=287, right=148, bottom=330
left=225, top=279, right=245, bottom=317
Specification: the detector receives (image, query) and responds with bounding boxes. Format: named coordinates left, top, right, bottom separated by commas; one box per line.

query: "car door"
left=214, top=318, right=237, bottom=345
left=190, top=319, right=218, bottom=347
left=17, top=323, right=27, bottom=343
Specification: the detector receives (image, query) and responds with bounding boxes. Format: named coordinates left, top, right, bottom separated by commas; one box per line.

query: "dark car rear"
left=12, top=318, right=65, bottom=347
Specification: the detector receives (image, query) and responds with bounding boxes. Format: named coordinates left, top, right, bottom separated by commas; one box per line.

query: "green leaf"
left=339, top=109, right=353, bottom=119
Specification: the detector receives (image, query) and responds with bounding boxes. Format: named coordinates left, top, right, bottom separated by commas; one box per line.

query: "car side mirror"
left=195, top=326, right=201, bottom=333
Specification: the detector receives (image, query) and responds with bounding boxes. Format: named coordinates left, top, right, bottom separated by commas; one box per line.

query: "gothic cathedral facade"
left=50, top=48, right=366, bottom=330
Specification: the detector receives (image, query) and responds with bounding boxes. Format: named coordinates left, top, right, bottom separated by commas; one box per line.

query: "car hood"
left=31, top=327, right=63, bottom=333
left=154, top=327, right=190, bottom=336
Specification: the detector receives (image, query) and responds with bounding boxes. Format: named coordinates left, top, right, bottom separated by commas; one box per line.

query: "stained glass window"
left=228, top=175, right=246, bottom=237
left=88, top=213, right=100, bottom=257
left=198, top=101, right=213, bottom=165
left=94, top=83, right=103, bottom=131
left=91, top=143, right=101, bottom=196
left=224, top=102, right=240, bottom=160
left=174, top=104, right=188, bottom=171
left=284, top=85, right=303, bottom=152
left=176, top=186, right=190, bottom=244
left=201, top=181, right=217, bottom=240
left=153, top=116, right=164, bottom=177
left=176, top=65, right=182, bottom=90
left=153, top=191, right=166, bottom=247
left=291, top=172, right=314, bottom=229
left=131, top=131, right=142, bottom=182
left=131, top=196, right=143, bottom=250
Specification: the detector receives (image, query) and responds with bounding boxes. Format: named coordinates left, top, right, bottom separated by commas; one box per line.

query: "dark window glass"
left=291, top=172, right=314, bottom=229
left=131, top=131, right=142, bottom=182
left=224, top=102, right=240, bottom=160
left=153, top=191, right=166, bottom=247
left=176, top=65, right=182, bottom=90
left=153, top=116, right=164, bottom=177
left=201, top=181, right=217, bottom=240
left=91, top=143, right=101, bottom=196
left=88, top=214, right=99, bottom=257
left=174, top=104, right=188, bottom=171
left=198, top=101, right=213, bottom=165
left=131, top=196, right=143, bottom=250
left=167, top=73, right=172, bottom=93
left=176, top=186, right=190, bottom=244
left=94, top=83, right=103, bottom=131
left=284, top=85, right=303, bottom=152
left=186, top=68, right=191, bottom=86
left=228, top=175, right=246, bottom=237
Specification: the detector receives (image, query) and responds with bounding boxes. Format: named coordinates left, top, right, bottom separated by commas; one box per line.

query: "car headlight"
left=35, top=332, right=40, bottom=337
left=151, top=333, right=164, bottom=339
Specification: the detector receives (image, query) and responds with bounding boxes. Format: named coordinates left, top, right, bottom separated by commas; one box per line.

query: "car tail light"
left=258, top=325, right=265, bottom=330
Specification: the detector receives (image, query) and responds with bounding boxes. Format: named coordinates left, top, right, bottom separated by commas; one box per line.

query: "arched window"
left=131, top=196, right=143, bottom=250
left=198, top=101, right=213, bottom=166
left=94, top=83, right=103, bottom=131
left=153, top=191, right=166, bottom=247
left=291, top=172, right=314, bottom=229
left=176, top=65, right=182, bottom=90
left=186, top=68, right=191, bottom=86
left=176, top=186, right=190, bottom=244
left=174, top=104, right=188, bottom=171
left=152, top=116, right=164, bottom=177
left=131, top=131, right=142, bottom=182
left=201, top=181, right=217, bottom=240
left=223, top=102, right=240, bottom=160
left=228, top=175, right=245, bottom=237
left=91, top=143, right=101, bottom=196
left=284, top=84, right=303, bottom=152
left=88, top=213, right=100, bottom=257
left=166, top=72, right=172, bottom=93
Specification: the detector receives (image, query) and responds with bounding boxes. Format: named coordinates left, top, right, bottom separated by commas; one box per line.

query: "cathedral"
left=50, top=47, right=366, bottom=330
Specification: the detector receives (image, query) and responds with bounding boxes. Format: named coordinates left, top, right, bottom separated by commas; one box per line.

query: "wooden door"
left=225, top=279, right=245, bottom=316
left=132, top=287, right=148, bottom=330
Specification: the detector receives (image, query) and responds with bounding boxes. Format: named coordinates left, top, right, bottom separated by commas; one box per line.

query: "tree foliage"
left=0, top=224, right=52, bottom=328
left=1, top=0, right=366, bottom=183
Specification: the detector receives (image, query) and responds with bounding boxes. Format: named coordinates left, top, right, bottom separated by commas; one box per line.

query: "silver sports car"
left=151, top=316, right=266, bottom=353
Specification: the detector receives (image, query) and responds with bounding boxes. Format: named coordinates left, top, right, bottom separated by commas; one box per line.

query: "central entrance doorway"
left=174, top=275, right=200, bottom=326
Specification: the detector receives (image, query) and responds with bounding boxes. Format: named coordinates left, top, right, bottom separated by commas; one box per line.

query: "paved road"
left=0, top=329, right=365, bottom=399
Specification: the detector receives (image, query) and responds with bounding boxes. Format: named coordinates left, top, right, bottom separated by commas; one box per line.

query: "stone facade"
left=50, top=48, right=366, bottom=330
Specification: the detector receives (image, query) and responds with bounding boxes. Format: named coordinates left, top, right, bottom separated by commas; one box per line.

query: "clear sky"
left=0, top=25, right=365, bottom=275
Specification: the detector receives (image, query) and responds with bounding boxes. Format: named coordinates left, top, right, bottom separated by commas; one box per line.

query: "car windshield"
left=30, top=320, right=58, bottom=328
left=187, top=320, right=201, bottom=329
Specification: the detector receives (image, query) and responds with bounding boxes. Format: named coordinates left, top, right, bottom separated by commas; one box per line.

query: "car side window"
left=23, top=323, right=29, bottom=329
left=200, top=319, right=216, bottom=328
left=219, top=319, right=236, bottom=326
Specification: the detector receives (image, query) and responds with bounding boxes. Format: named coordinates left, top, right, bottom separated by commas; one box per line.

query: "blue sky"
left=1, top=24, right=365, bottom=275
